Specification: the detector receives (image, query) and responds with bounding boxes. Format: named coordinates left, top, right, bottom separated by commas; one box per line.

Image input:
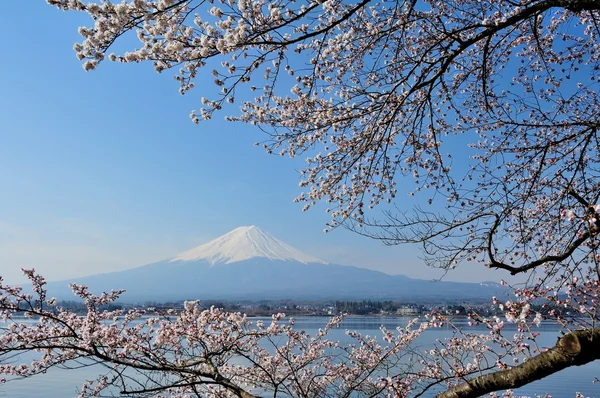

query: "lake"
left=1, top=316, right=599, bottom=397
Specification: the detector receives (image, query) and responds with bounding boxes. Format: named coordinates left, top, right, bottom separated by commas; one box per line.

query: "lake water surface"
left=1, top=316, right=598, bottom=397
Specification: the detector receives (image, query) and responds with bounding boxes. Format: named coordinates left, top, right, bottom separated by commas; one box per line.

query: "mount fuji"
left=46, top=226, right=502, bottom=302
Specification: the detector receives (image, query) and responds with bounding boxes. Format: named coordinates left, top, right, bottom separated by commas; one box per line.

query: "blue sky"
left=0, top=3, right=505, bottom=285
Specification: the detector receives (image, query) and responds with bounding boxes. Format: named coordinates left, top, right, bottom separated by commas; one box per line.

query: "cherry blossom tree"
left=0, top=270, right=487, bottom=397
left=2, top=0, right=599, bottom=395
left=1, top=270, right=598, bottom=397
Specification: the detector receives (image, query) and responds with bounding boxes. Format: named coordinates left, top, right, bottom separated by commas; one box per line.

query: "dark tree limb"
left=488, top=230, right=591, bottom=275
left=488, top=189, right=599, bottom=275
left=437, top=328, right=600, bottom=398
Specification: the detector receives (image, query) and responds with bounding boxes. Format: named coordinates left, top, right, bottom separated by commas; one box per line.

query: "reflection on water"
left=1, top=316, right=598, bottom=397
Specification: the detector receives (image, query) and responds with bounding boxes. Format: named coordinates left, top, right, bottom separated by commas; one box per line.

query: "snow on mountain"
left=170, top=225, right=328, bottom=265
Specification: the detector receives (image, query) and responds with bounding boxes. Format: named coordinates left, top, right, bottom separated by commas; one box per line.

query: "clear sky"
left=0, top=3, right=508, bottom=285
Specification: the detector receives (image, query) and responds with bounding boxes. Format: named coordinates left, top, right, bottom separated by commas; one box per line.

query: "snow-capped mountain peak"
left=170, top=225, right=328, bottom=265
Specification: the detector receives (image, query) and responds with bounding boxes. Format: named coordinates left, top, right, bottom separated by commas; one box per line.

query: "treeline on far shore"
left=30, top=298, right=555, bottom=318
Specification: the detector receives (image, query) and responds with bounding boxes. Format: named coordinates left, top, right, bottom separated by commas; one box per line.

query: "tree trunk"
left=437, top=328, right=600, bottom=398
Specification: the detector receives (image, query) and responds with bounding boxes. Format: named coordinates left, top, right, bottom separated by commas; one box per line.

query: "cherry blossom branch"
left=487, top=189, right=600, bottom=275
left=437, top=327, right=600, bottom=398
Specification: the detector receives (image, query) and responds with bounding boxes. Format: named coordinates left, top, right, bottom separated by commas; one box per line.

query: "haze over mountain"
left=46, top=226, right=503, bottom=302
